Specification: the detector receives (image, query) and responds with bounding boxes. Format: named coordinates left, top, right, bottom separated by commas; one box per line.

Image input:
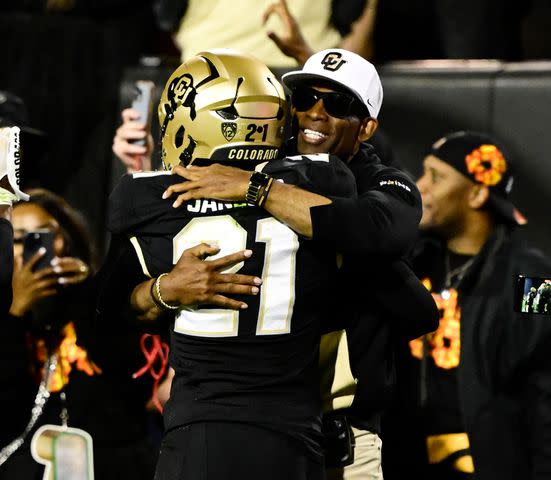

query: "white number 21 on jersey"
left=172, top=215, right=299, bottom=337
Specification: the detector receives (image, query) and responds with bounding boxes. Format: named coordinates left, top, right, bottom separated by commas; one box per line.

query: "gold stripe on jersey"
left=319, top=330, right=357, bottom=412
left=129, top=236, right=152, bottom=278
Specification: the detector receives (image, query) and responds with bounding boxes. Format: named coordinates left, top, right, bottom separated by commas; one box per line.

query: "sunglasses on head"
left=291, top=86, right=369, bottom=119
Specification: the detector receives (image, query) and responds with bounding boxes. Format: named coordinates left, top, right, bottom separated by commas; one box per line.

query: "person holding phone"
left=382, top=132, right=551, bottom=480
left=113, top=107, right=155, bottom=172
left=1, top=188, right=92, bottom=472
left=1, top=189, right=158, bottom=479
left=9, top=192, right=91, bottom=319
left=113, top=81, right=156, bottom=172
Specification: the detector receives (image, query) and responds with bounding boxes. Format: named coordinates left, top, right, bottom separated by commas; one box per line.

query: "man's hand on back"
left=163, top=164, right=252, bottom=208
left=164, top=162, right=332, bottom=239
left=130, top=243, right=262, bottom=322
left=160, top=243, right=262, bottom=309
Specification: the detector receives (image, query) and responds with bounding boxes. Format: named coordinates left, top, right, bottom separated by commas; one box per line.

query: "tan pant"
left=326, top=428, right=383, bottom=480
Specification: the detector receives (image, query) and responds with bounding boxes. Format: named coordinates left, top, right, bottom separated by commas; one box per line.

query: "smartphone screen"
left=515, top=275, right=551, bottom=314
left=22, top=230, right=55, bottom=271
left=130, top=80, right=155, bottom=146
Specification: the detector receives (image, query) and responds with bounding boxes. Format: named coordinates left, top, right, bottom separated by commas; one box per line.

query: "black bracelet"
left=245, top=171, right=272, bottom=207
left=257, top=176, right=274, bottom=207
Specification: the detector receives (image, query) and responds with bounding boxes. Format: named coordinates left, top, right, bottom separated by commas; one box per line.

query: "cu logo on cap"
left=321, top=52, right=347, bottom=72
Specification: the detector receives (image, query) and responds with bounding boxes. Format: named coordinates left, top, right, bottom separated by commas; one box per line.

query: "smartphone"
left=130, top=80, right=155, bottom=146
left=23, top=230, right=55, bottom=271
left=515, top=275, right=551, bottom=314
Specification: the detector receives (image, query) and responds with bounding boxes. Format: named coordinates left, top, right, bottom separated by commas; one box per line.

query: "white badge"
left=31, top=424, right=94, bottom=480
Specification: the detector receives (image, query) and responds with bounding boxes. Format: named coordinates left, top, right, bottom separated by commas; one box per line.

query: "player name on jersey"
left=187, top=199, right=248, bottom=214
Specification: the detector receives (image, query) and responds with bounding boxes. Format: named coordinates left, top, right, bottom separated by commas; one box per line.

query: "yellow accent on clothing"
left=426, top=432, right=475, bottom=473
left=130, top=236, right=152, bottom=278
left=410, top=283, right=461, bottom=370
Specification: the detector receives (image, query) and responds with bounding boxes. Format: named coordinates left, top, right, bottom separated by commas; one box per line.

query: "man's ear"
left=359, top=118, right=378, bottom=142
left=469, top=184, right=490, bottom=209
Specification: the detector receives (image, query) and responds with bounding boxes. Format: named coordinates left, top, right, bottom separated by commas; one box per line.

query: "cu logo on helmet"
left=172, top=75, right=195, bottom=105
left=321, top=52, right=347, bottom=72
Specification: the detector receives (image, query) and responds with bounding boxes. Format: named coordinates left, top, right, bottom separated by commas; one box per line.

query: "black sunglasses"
left=291, top=86, right=369, bottom=119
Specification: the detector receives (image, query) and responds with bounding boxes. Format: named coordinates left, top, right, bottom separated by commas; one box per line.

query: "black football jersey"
left=108, top=155, right=356, bottom=459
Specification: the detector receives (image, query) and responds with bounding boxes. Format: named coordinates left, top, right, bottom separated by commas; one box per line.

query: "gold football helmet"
left=158, top=49, right=287, bottom=169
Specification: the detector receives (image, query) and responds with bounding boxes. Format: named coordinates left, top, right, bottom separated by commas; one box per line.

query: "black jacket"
left=311, top=145, right=439, bottom=432
left=311, top=144, right=422, bottom=258
left=386, top=227, right=551, bottom=479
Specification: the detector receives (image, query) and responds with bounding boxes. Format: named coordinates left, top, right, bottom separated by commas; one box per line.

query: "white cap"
left=282, top=49, right=383, bottom=118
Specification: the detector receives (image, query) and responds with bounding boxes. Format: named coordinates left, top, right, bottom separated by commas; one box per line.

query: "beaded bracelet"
left=150, top=273, right=179, bottom=311
left=149, top=278, right=164, bottom=310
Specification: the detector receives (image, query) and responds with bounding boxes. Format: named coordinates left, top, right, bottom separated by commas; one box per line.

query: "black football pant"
left=154, top=422, right=325, bottom=480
